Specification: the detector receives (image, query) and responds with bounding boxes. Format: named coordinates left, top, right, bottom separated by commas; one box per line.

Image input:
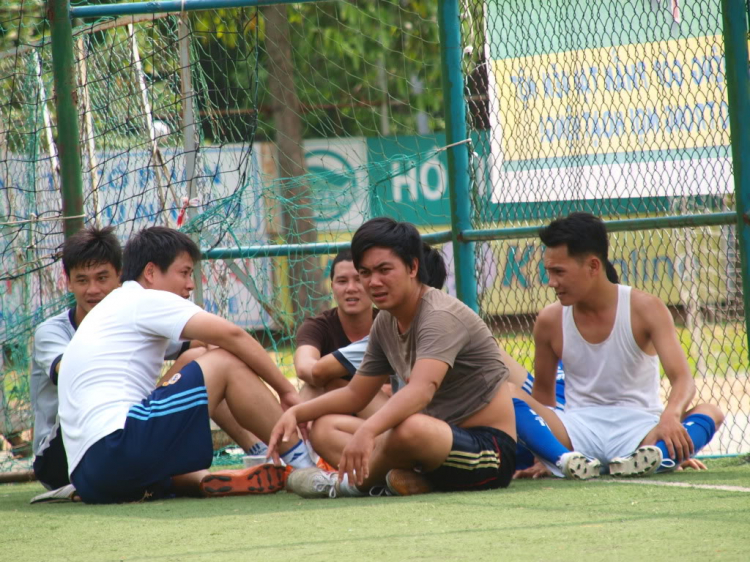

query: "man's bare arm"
left=294, top=345, right=321, bottom=385
left=532, top=305, right=560, bottom=407
left=636, top=293, right=696, bottom=461
left=181, top=312, right=296, bottom=398
left=310, top=353, right=351, bottom=387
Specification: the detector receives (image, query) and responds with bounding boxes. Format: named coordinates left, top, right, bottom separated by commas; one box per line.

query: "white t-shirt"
left=58, top=281, right=202, bottom=474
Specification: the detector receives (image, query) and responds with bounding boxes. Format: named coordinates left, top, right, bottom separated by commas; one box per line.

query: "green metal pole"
left=48, top=0, right=84, bottom=238
left=721, top=0, right=750, bottom=359
left=438, top=0, right=478, bottom=311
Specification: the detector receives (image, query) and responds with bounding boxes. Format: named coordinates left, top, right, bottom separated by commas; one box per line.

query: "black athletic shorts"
left=423, top=425, right=516, bottom=492
left=33, top=429, right=70, bottom=490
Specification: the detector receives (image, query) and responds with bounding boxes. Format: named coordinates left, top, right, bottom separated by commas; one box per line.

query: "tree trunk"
left=262, top=5, right=325, bottom=325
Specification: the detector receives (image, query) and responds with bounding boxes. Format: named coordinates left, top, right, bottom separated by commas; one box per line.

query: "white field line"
left=596, top=479, right=750, bottom=493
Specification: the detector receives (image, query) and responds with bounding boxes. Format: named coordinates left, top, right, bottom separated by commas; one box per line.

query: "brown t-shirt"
left=357, top=288, right=508, bottom=426
left=295, top=307, right=378, bottom=356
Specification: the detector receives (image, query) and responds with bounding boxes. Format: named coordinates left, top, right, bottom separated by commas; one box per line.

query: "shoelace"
left=311, top=472, right=338, bottom=498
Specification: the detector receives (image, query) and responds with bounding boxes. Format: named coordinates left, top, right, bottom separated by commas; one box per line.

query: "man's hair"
left=539, top=212, right=619, bottom=283
left=121, top=226, right=201, bottom=282
left=62, top=226, right=122, bottom=277
left=330, top=249, right=353, bottom=280
left=351, top=217, right=446, bottom=288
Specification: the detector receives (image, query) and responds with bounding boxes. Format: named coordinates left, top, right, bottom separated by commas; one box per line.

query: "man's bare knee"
left=196, top=348, right=247, bottom=375
left=688, top=403, right=725, bottom=427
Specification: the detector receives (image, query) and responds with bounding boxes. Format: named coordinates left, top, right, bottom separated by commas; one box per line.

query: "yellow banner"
left=492, top=35, right=729, bottom=159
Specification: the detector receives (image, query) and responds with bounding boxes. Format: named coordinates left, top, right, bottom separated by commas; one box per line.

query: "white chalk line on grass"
left=596, top=479, right=750, bottom=493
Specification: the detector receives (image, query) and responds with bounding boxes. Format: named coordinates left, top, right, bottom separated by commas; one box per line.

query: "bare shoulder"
left=534, top=302, right=562, bottom=332
left=630, top=288, right=673, bottom=326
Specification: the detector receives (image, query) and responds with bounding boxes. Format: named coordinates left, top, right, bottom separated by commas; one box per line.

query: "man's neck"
left=337, top=308, right=374, bottom=342
left=392, top=283, right=427, bottom=333
left=74, top=305, right=88, bottom=327
left=573, top=280, right=619, bottom=315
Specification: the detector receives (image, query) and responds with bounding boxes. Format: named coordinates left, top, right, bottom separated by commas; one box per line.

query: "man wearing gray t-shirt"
left=270, top=218, right=517, bottom=498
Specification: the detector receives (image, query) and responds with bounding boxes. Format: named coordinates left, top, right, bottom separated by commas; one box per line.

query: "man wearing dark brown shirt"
left=270, top=218, right=516, bottom=498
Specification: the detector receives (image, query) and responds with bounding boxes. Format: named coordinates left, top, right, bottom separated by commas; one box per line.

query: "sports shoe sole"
left=201, top=464, right=287, bottom=497
left=560, top=453, right=601, bottom=480
left=609, top=446, right=662, bottom=478
left=385, top=469, right=433, bottom=496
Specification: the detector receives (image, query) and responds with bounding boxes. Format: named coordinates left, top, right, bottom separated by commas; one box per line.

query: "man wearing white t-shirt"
left=58, top=227, right=314, bottom=503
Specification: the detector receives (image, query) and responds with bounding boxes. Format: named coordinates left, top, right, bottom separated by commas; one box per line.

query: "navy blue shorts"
left=33, top=428, right=70, bottom=490
left=424, top=426, right=516, bottom=492
left=70, top=361, right=213, bottom=504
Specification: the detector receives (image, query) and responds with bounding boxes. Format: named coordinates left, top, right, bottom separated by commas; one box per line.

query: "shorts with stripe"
left=71, top=361, right=213, bottom=504
left=424, top=426, right=516, bottom=492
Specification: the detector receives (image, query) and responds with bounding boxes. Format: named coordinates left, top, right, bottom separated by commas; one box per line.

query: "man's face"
left=67, top=262, right=120, bottom=315
left=357, top=247, right=417, bottom=311
left=331, top=260, right=372, bottom=316
left=543, top=245, right=595, bottom=306
left=149, top=252, right=195, bottom=299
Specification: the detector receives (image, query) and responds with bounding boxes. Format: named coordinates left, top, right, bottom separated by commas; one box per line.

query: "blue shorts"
left=424, top=426, right=516, bottom=492
left=71, top=361, right=213, bottom=504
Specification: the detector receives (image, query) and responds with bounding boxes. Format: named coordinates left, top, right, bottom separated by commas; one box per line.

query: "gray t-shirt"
left=357, top=288, right=508, bottom=425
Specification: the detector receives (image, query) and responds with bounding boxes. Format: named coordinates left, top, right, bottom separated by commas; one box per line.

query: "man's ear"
left=588, top=256, right=601, bottom=277
left=409, top=258, right=419, bottom=279
left=142, top=262, right=157, bottom=285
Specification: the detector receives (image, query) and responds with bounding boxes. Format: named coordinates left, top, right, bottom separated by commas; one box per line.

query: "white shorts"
left=545, top=406, right=661, bottom=477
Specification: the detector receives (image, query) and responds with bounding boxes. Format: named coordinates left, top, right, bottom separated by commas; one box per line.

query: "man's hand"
left=267, top=409, right=300, bottom=465
left=640, top=413, right=694, bottom=462
left=338, top=427, right=376, bottom=487
left=513, top=458, right=551, bottom=479
left=278, top=389, right=302, bottom=412
left=677, top=458, right=707, bottom=471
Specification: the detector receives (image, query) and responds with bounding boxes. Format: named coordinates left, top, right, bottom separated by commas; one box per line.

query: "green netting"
left=0, top=0, right=454, bottom=473
left=468, top=0, right=747, bottom=454
left=0, top=0, right=748, bottom=477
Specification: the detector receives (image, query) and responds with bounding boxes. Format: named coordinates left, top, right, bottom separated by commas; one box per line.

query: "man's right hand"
left=267, top=409, right=300, bottom=465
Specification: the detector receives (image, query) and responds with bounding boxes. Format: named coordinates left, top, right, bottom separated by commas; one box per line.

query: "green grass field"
left=3, top=457, right=749, bottom=562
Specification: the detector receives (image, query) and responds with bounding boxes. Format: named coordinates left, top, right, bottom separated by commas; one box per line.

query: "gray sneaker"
left=286, top=467, right=340, bottom=498
left=557, top=452, right=602, bottom=480
left=609, top=446, right=663, bottom=477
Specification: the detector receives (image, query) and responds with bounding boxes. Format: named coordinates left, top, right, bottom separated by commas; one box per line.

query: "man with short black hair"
left=58, top=226, right=314, bottom=504
left=269, top=217, right=516, bottom=498
left=515, top=212, right=724, bottom=478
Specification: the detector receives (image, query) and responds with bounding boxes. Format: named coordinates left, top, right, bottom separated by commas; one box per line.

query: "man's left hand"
left=641, top=413, right=693, bottom=462
left=338, top=427, right=376, bottom=487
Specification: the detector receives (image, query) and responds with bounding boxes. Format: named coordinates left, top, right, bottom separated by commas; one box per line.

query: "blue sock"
left=515, top=443, right=536, bottom=471
left=655, top=413, right=717, bottom=462
left=513, top=398, right=569, bottom=464
left=280, top=439, right=315, bottom=469
left=247, top=442, right=268, bottom=456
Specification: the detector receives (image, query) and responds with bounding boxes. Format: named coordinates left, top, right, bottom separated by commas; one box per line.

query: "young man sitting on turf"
left=58, top=226, right=314, bottom=504
left=295, top=249, right=389, bottom=417
left=268, top=217, right=516, bottom=497
left=513, top=213, right=724, bottom=479
left=28, top=227, right=267, bottom=503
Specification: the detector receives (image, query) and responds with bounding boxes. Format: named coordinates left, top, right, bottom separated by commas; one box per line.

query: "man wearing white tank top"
left=513, top=213, right=724, bottom=479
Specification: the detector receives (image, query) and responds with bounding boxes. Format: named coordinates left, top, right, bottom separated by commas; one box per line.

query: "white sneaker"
left=557, top=452, right=602, bottom=480
left=609, top=446, right=663, bottom=477
left=286, top=467, right=340, bottom=498
left=30, top=484, right=78, bottom=504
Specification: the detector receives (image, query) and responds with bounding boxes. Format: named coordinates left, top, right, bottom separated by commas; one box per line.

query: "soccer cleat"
left=285, top=467, right=340, bottom=498
left=609, top=446, right=663, bottom=478
left=557, top=451, right=601, bottom=480
left=30, top=484, right=79, bottom=504
left=385, top=469, right=433, bottom=496
left=200, top=463, right=287, bottom=497
left=316, top=456, right=337, bottom=472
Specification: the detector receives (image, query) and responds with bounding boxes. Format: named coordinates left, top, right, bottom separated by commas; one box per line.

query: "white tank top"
left=561, top=285, right=662, bottom=414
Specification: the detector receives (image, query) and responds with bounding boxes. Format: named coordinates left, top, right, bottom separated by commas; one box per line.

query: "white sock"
left=337, top=473, right=365, bottom=497
left=280, top=440, right=315, bottom=469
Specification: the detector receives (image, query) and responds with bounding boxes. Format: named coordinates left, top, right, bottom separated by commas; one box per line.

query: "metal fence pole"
left=48, top=0, right=84, bottom=238
left=438, top=0, right=478, bottom=311
left=721, top=0, right=750, bottom=358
